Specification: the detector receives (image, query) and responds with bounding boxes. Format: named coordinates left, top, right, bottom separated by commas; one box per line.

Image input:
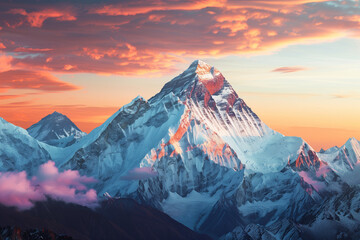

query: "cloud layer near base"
left=0, top=161, right=97, bottom=209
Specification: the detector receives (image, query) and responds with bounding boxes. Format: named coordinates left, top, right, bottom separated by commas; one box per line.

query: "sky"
left=0, top=0, right=359, bottom=151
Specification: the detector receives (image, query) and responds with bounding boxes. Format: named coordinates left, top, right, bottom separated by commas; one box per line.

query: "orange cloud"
left=272, top=66, right=308, bottom=73
left=1, top=0, right=360, bottom=75
left=92, top=0, right=226, bottom=16
left=0, top=95, right=25, bottom=100
left=12, top=44, right=182, bottom=75
left=0, top=54, right=12, bottom=72
left=0, top=70, right=80, bottom=92
left=14, top=47, right=53, bottom=52
left=8, top=8, right=76, bottom=27
left=63, top=64, right=76, bottom=71
left=226, top=0, right=330, bottom=11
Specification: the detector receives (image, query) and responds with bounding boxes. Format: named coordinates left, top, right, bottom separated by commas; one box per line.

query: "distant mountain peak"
left=27, top=111, right=86, bottom=145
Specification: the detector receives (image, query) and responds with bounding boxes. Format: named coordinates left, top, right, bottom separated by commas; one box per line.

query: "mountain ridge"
left=0, top=60, right=359, bottom=239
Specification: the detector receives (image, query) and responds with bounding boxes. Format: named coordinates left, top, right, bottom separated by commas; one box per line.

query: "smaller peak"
left=346, top=137, right=359, bottom=144
left=51, top=111, right=63, bottom=116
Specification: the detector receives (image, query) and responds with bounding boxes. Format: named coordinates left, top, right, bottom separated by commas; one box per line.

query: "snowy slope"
left=2, top=60, right=357, bottom=239
left=27, top=111, right=86, bottom=147
left=0, top=117, right=51, bottom=172
left=318, top=137, right=360, bottom=185
left=318, top=138, right=360, bottom=173
left=57, top=60, right=349, bottom=238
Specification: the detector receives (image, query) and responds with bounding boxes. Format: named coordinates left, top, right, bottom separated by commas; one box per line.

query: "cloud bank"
left=0, top=70, right=80, bottom=92
left=0, top=161, right=97, bottom=210
left=0, top=0, right=360, bottom=75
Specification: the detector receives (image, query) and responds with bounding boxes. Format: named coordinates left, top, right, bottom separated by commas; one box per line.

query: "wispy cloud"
left=332, top=93, right=360, bottom=99
left=272, top=66, right=308, bottom=73
left=0, top=70, right=80, bottom=92
left=0, top=94, right=26, bottom=100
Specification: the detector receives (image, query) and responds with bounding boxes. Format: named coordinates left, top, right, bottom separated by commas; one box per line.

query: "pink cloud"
left=8, top=8, right=76, bottom=27
left=298, top=171, right=326, bottom=192
left=91, top=0, right=226, bottom=16
left=0, top=161, right=98, bottom=210
left=121, top=167, right=158, bottom=180
left=14, top=47, right=53, bottom=53
left=0, top=171, right=44, bottom=209
left=272, top=66, right=308, bottom=73
left=0, top=54, right=12, bottom=72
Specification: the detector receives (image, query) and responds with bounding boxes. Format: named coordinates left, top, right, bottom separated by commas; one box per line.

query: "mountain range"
left=0, top=60, right=359, bottom=240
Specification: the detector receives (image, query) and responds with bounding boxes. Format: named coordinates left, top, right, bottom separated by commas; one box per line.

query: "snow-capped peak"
left=150, top=60, right=226, bottom=103
left=344, top=137, right=360, bottom=162
left=27, top=111, right=86, bottom=145
left=192, top=60, right=225, bottom=95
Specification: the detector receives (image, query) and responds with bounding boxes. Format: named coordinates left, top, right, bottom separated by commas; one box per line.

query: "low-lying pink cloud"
left=121, top=167, right=158, bottom=180
left=0, top=171, right=44, bottom=209
left=298, top=171, right=326, bottom=192
left=0, top=161, right=98, bottom=210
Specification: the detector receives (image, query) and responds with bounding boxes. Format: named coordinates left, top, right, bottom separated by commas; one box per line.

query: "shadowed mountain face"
left=27, top=111, right=86, bottom=147
left=0, top=199, right=211, bottom=240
